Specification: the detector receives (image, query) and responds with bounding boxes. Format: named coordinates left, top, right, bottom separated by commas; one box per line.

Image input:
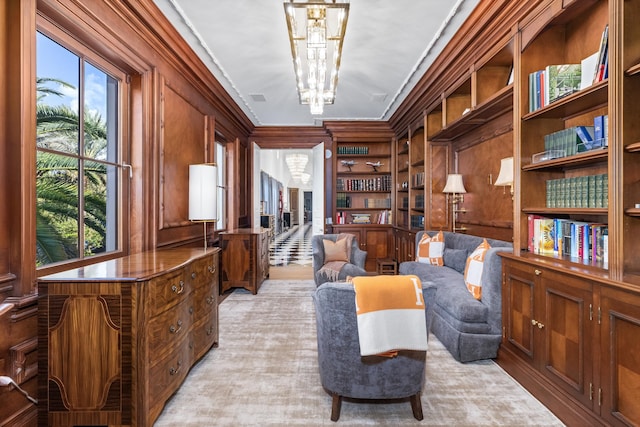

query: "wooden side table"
left=376, top=258, right=397, bottom=275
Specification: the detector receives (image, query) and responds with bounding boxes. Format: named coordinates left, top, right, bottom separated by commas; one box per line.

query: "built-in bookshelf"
left=409, top=128, right=425, bottom=230
left=395, top=135, right=410, bottom=229
left=518, top=0, right=609, bottom=271
left=498, top=2, right=640, bottom=427
left=333, top=138, right=392, bottom=226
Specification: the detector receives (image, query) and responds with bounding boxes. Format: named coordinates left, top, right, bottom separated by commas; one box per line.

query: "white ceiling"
left=153, top=0, right=481, bottom=127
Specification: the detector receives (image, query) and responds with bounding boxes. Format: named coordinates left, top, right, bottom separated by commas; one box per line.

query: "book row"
left=337, top=146, right=369, bottom=155
left=528, top=215, right=608, bottom=265
left=539, top=115, right=608, bottom=159
left=412, top=172, right=425, bottom=188
left=336, top=176, right=392, bottom=192
left=545, top=174, right=608, bottom=209
left=410, top=214, right=425, bottom=229
left=334, top=211, right=392, bottom=225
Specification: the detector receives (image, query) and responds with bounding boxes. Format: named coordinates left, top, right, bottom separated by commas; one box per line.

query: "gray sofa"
left=399, top=231, right=512, bottom=362
left=313, top=281, right=426, bottom=421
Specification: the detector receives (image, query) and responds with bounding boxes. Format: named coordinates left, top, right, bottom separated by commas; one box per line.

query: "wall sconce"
left=442, top=173, right=467, bottom=232
left=494, top=157, right=514, bottom=198
left=189, top=164, right=218, bottom=250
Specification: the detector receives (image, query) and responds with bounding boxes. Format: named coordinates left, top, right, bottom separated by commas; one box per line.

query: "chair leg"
left=410, top=392, right=423, bottom=421
left=331, top=393, right=342, bottom=422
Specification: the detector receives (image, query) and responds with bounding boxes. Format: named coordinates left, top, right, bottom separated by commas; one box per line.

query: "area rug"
left=154, top=279, right=564, bottom=426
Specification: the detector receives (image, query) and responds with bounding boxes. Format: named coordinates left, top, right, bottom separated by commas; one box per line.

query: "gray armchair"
left=313, top=282, right=426, bottom=422
left=312, top=234, right=367, bottom=286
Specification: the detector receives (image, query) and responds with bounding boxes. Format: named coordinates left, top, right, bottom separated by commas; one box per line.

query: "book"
left=545, top=64, right=581, bottom=104
left=580, top=51, right=599, bottom=89
left=594, top=115, right=608, bottom=145
left=539, top=218, right=556, bottom=255
left=527, top=214, right=544, bottom=253
left=594, top=24, right=609, bottom=84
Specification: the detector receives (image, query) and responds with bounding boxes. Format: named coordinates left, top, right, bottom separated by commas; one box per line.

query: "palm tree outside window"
left=36, top=31, right=123, bottom=267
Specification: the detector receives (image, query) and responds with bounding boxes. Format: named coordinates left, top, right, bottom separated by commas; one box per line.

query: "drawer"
left=148, top=338, right=191, bottom=412
left=148, top=299, right=193, bottom=358
left=191, top=314, right=218, bottom=361
left=193, top=282, right=217, bottom=319
left=186, top=256, right=215, bottom=287
left=150, top=268, right=190, bottom=316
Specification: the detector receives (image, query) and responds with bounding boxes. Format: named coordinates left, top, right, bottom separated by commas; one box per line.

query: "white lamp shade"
left=442, top=174, right=467, bottom=194
left=189, top=164, right=217, bottom=221
left=494, top=157, right=514, bottom=186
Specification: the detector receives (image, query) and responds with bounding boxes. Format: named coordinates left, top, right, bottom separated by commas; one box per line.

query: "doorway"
left=303, top=191, right=312, bottom=223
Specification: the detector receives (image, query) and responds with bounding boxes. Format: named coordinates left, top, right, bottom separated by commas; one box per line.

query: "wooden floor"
left=268, top=265, right=313, bottom=280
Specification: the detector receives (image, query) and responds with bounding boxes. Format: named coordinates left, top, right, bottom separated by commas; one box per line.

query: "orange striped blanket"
left=352, top=275, right=428, bottom=357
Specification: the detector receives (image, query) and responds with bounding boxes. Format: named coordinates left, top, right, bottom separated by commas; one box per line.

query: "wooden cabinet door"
left=396, top=229, right=415, bottom=263
left=362, top=228, right=392, bottom=271
left=600, top=287, right=640, bottom=426
left=502, top=259, right=536, bottom=362
left=538, top=269, right=594, bottom=409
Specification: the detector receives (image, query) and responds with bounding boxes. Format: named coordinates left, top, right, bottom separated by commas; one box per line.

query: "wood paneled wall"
left=0, top=0, right=254, bottom=423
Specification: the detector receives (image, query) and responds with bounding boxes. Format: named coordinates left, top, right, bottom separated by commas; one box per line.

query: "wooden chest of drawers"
left=37, top=247, right=220, bottom=427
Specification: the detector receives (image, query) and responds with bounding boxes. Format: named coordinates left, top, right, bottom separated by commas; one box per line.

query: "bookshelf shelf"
left=522, top=80, right=608, bottom=121
left=625, top=208, right=640, bottom=217
left=625, top=142, right=640, bottom=152
left=430, top=84, right=513, bottom=142
left=522, top=207, right=608, bottom=216
left=522, top=149, right=608, bottom=170
left=625, top=62, right=640, bottom=77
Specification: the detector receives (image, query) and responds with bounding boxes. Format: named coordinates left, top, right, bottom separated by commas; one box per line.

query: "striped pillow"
left=464, top=239, right=491, bottom=300
left=415, top=231, right=444, bottom=266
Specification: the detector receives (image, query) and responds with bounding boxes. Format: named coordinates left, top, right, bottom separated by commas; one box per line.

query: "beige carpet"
left=155, top=280, right=564, bottom=426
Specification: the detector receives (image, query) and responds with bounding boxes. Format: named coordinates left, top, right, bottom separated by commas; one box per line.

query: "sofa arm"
left=480, top=247, right=512, bottom=332
left=352, top=247, right=367, bottom=269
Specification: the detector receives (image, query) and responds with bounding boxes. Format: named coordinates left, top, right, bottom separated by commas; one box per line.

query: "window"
left=36, top=31, right=126, bottom=268
left=215, top=141, right=226, bottom=231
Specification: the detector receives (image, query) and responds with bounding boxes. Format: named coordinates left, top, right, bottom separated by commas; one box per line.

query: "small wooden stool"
left=376, top=258, right=397, bottom=275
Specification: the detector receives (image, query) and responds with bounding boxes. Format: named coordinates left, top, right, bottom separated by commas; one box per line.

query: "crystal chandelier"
left=284, top=1, right=349, bottom=115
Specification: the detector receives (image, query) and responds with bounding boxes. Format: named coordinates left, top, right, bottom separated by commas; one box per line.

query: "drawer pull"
left=169, top=319, right=183, bottom=334
left=207, top=326, right=214, bottom=336
left=189, top=306, right=194, bottom=315
left=206, top=296, right=214, bottom=305
left=537, top=322, right=545, bottom=329
left=169, top=360, right=182, bottom=376
left=208, top=265, right=216, bottom=274
left=171, top=281, right=185, bottom=295
left=534, top=269, right=542, bottom=276
left=191, top=272, right=197, bottom=279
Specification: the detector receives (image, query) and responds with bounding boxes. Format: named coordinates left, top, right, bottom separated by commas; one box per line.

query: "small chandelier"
left=284, top=1, right=349, bottom=115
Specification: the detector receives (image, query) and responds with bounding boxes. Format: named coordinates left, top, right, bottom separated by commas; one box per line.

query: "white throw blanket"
left=352, top=275, right=428, bottom=357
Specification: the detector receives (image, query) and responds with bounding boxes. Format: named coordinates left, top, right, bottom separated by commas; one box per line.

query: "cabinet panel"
left=502, top=261, right=535, bottom=359
left=220, top=228, right=269, bottom=294
left=363, top=228, right=392, bottom=272
left=540, top=271, right=594, bottom=408
left=600, top=287, right=640, bottom=426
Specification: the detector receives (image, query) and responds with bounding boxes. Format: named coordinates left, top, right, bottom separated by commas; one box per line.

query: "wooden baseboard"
left=497, top=347, right=604, bottom=427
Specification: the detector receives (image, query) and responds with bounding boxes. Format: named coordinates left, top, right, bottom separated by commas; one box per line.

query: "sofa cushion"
left=323, top=237, right=350, bottom=263
left=434, top=282, right=489, bottom=324
left=443, top=248, right=468, bottom=273
left=399, top=263, right=464, bottom=288
left=415, top=231, right=444, bottom=266
left=464, top=239, right=491, bottom=300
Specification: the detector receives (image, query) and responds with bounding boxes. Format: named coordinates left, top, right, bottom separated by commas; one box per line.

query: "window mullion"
left=78, top=58, right=85, bottom=259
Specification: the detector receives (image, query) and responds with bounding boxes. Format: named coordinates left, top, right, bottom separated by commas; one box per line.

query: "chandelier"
left=284, top=1, right=349, bottom=115
left=286, top=153, right=309, bottom=183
